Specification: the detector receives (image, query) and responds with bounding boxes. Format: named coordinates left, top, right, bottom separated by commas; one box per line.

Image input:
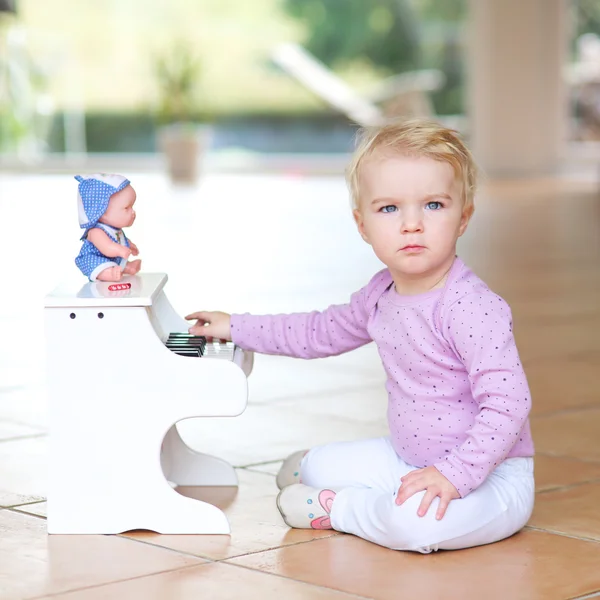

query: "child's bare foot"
left=123, top=259, right=141, bottom=275
left=96, top=266, right=123, bottom=282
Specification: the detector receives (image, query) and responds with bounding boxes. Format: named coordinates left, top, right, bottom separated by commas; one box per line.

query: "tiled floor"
left=0, top=171, right=599, bottom=599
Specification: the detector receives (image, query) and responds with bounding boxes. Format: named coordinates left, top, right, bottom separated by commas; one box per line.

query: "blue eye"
left=380, top=205, right=397, bottom=213
left=425, top=201, right=443, bottom=210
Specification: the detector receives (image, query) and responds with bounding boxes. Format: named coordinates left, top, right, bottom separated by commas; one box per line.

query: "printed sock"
left=276, top=483, right=336, bottom=530
left=276, top=449, right=308, bottom=490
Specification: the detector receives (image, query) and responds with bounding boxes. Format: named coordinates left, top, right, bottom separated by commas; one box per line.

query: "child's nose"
left=401, top=210, right=423, bottom=233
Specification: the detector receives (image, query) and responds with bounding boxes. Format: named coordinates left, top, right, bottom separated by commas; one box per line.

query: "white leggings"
left=300, top=437, right=534, bottom=553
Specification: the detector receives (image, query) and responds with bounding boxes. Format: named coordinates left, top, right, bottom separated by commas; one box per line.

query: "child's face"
left=353, top=153, right=471, bottom=283
left=99, top=185, right=137, bottom=229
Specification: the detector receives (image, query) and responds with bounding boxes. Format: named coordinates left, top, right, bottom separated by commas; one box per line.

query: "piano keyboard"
left=165, top=333, right=235, bottom=360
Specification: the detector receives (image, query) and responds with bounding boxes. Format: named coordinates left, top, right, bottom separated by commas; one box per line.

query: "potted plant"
left=153, top=43, right=211, bottom=184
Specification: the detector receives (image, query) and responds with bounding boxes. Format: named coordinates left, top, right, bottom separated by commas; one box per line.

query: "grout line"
left=525, top=525, right=600, bottom=545
left=536, top=477, right=600, bottom=495
left=238, top=459, right=283, bottom=468
left=30, top=559, right=372, bottom=600
left=27, top=562, right=209, bottom=600
left=531, top=405, right=600, bottom=420
left=115, top=533, right=220, bottom=562
left=6, top=506, right=46, bottom=520
left=0, top=432, right=47, bottom=443
left=216, top=532, right=344, bottom=562
left=119, top=529, right=343, bottom=564
left=570, top=591, right=600, bottom=600
left=241, top=468, right=276, bottom=477
left=0, top=498, right=45, bottom=509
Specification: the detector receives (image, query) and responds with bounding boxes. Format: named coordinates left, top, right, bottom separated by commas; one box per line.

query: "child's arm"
left=87, top=228, right=131, bottom=259
left=434, top=292, right=532, bottom=498
left=186, top=270, right=393, bottom=358
left=229, top=294, right=371, bottom=358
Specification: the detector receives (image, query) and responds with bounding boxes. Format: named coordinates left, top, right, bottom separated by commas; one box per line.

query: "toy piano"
left=44, top=273, right=253, bottom=534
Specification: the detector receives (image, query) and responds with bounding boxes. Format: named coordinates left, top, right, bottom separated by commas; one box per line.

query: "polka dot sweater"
left=230, top=257, right=534, bottom=497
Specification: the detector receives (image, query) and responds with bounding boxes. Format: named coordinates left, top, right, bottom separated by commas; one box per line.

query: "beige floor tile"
left=123, top=470, right=339, bottom=560
left=531, top=408, right=600, bottom=462
left=0, top=385, right=47, bottom=429
left=12, top=500, right=47, bottom=517
left=228, top=529, right=600, bottom=600
left=526, top=355, right=600, bottom=416
left=0, top=437, right=47, bottom=498
left=177, top=401, right=388, bottom=466
left=44, top=562, right=357, bottom=600
left=529, top=482, right=600, bottom=541
left=515, top=315, right=600, bottom=364
left=248, top=346, right=386, bottom=406
left=534, top=454, right=600, bottom=492
left=0, top=510, right=205, bottom=600
left=274, top=384, right=389, bottom=425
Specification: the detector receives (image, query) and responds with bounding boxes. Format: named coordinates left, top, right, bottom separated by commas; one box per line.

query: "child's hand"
left=395, top=466, right=460, bottom=520
left=185, top=311, right=232, bottom=341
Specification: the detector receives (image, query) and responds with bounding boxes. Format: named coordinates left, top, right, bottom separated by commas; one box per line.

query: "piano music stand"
left=44, top=273, right=253, bottom=534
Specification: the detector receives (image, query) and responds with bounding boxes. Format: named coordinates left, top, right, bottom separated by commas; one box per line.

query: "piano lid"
left=44, top=273, right=168, bottom=308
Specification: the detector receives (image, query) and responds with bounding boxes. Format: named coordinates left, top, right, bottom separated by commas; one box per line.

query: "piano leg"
left=141, top=489, right=232, bottom=534
left=161, top=424, right=238, bottom=486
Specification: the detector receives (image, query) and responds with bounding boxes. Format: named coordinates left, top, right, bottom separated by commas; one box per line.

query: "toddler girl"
left=186, top=119, right=534, bottom=553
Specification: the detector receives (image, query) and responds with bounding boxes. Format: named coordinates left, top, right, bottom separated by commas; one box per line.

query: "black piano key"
left=165, top=335, right=205, bottom=355
left=167, top=339, right=206, bottom=346
left=170, top=348, right=201, bottom=357
left=167, top=332, right=206, bottom=347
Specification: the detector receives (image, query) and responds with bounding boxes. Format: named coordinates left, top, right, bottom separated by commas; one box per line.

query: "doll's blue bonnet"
left=76, top=173, right=131, bottom=230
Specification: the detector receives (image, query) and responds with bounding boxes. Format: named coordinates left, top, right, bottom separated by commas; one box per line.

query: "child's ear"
left=353, top=208, right=370, bottom=244
left=458, top=205, right=474, bottom=237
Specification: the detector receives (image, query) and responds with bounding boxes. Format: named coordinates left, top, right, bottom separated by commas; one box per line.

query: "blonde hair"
left=346, top=118, right=477, bottom=212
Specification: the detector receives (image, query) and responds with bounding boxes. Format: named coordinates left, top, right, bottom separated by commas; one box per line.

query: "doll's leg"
left=123, top=259, right=141, bottom=275
left=95, top=266, right=123, bottom=281
left=90, top=259, right=123, bottom=282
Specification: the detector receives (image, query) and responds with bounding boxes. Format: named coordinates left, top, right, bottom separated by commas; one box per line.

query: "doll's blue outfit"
left=74, top=174, right=131, bottom=281
left=76, top=223, right=130, bottom=281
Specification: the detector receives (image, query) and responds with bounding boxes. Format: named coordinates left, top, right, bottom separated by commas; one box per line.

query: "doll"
left=74, top=173, right=141, bottom=282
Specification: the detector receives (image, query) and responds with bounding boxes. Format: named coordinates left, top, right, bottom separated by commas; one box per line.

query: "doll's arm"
left=128, top=240, right=139, bottom=256
left=87, top=228, right=131, bottom=259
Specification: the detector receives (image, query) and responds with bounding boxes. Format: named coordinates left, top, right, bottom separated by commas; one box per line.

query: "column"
left=468, top=0, right=569, bottom=176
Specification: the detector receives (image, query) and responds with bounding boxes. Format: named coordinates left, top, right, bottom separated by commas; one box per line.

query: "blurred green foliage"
left=575, top=0, right=600, bottom=38
left=283, top=0, right=467, bottom=115
left=152, top=43, right=212, bottom=124
left=283, top=0, right=420, bottom=72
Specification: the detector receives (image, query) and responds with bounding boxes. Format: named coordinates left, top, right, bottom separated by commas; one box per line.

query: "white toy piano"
left=44, top=273, right=253, bottom=534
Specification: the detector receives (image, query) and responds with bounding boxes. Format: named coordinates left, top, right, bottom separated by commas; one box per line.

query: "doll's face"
left=99, top=185, right=137, bottom=229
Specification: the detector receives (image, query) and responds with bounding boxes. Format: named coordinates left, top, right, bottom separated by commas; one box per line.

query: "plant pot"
left=157, top=123, right=210, bottom=184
